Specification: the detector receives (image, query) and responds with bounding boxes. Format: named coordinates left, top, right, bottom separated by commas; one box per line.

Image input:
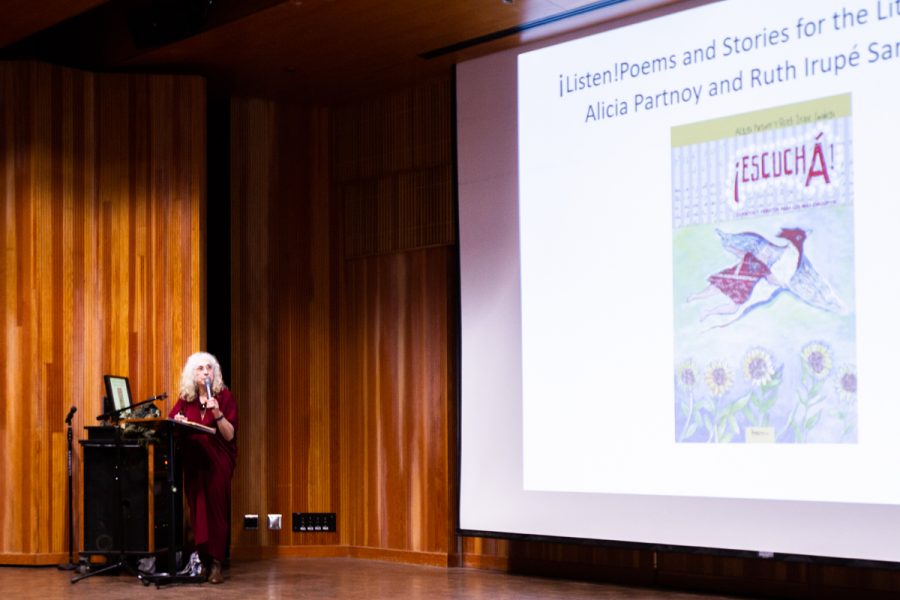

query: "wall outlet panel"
left=292, top=512, right=336, bottom=532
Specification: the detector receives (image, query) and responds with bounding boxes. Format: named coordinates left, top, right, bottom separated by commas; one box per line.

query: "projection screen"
left=457, top=0, right=900, bottom=563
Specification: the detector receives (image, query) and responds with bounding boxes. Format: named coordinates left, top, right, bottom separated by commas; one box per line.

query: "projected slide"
left=516, top=0, right=896, bottom=502
left=673, top=95, right=857, bottom=445
left=459, top=0, right=900, bottom=563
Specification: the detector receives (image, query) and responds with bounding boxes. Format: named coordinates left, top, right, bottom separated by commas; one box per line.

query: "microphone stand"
left=58, top=407, right=78, bottom=571
left=94, top=394, right=166, bottom=423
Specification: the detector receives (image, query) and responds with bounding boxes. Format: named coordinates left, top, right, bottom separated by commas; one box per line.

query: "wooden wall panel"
left=228, top=77, right=454, bottom=561
left=229, top=98, right=339, bottom=552
left=333, top=77, right=455, bottom=560
left=0, top=61, right=204, bottom=562
left=230, top=98, right=276, bottom=551
left=334, top=79, right=453, bottom=258
left=339, top=248, right=453, bottom=559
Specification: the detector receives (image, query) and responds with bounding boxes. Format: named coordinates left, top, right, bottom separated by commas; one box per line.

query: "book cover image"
left=672, top=94, right=857, bottom=444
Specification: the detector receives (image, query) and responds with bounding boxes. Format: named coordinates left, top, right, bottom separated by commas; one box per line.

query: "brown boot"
left=208, top=559, right=224, bottom=584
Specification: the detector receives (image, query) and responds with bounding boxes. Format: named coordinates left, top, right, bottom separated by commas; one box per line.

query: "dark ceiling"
left=0, top=0, right=677, bottom=101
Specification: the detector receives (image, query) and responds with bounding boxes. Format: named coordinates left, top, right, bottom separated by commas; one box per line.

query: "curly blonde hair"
left=178, top=351, right=226, bottom=402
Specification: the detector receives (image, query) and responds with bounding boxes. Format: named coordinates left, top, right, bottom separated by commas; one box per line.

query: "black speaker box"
left=82, top=442, right=149, bottom=554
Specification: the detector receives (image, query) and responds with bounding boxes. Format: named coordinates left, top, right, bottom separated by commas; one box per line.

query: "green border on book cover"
left=671, top=93, right=851, bottom=148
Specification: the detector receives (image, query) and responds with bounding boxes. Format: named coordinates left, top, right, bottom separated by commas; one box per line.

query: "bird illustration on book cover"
left=671, top=94, right=857, bottom=444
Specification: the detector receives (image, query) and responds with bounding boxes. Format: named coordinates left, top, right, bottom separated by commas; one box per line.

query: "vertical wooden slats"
left=228, top=76, right=454, bottom=561
left=333, top=76, right=454, bottom=558
left=338, top=246, right=452, bottom=556
left=230, top=97, right=340, bottom=552
left=231, top=98, right=275, bottom=550
left=335, top=77, right=454, bottom=259
left=0, top=61, right=203, bottom=562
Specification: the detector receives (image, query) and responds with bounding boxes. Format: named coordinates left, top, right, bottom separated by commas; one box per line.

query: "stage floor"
left=0, top=556, right=749, bottom=599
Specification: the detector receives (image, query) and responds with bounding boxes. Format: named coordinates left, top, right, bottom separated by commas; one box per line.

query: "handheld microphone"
left=202, top=377, right=213, bottom=409
left=65, top=406, right=77, bottom=425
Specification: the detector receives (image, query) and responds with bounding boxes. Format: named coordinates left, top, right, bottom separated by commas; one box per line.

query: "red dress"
left=708, top=252, right=770, bottom=304
left=169, top=388, right=238, bottom=562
